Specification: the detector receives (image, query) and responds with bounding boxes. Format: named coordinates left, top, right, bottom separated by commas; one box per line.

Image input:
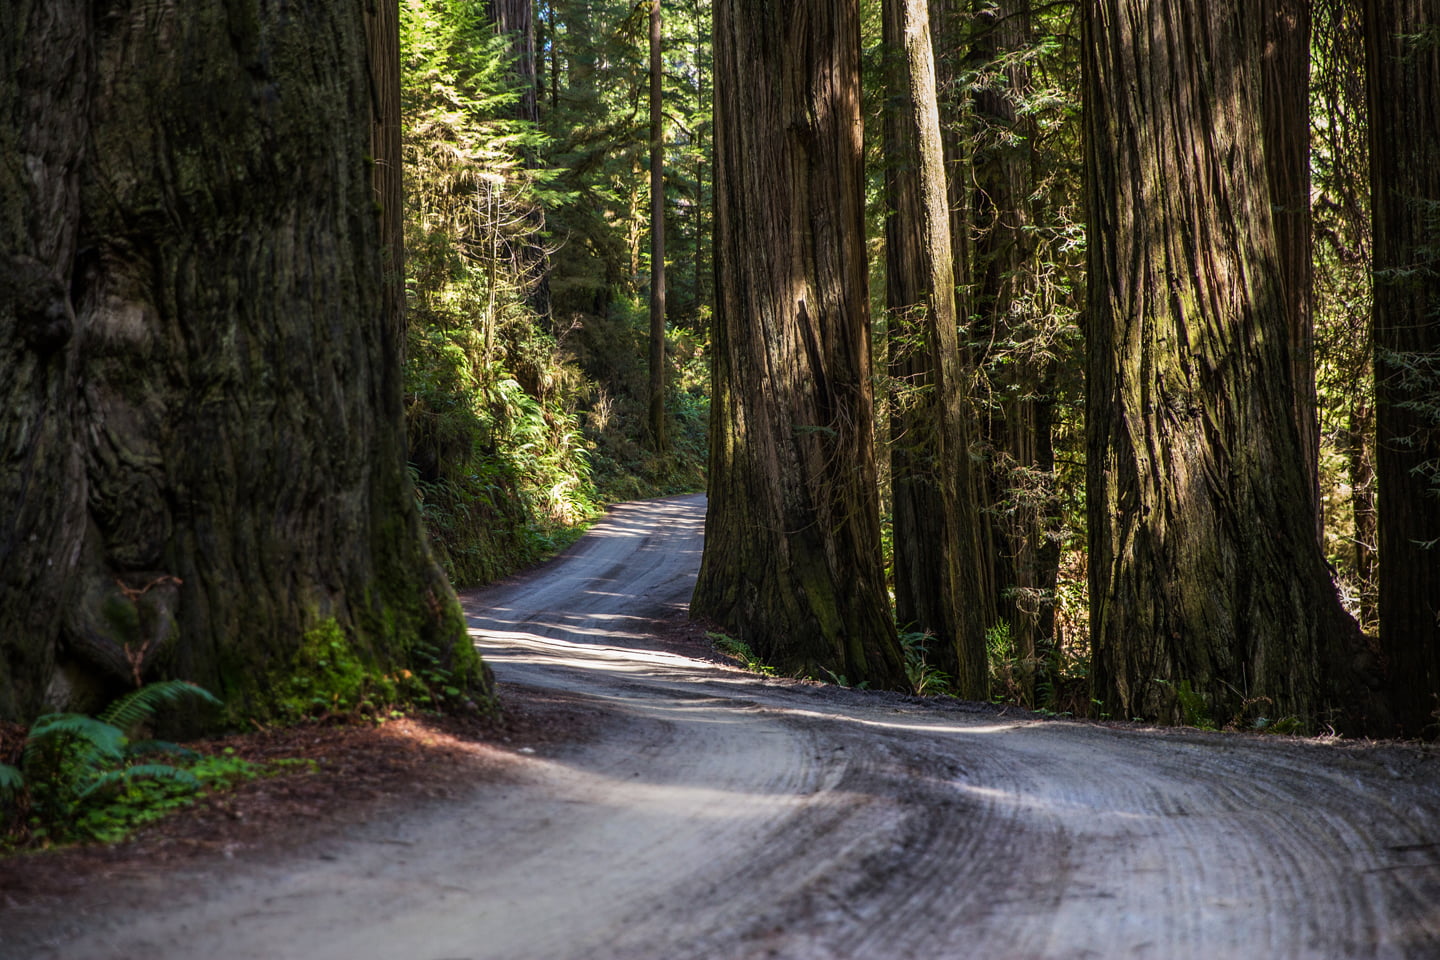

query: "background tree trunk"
left=884, top=0, right=989, bottom=696
left=1260, top=0, right=1321, bottom=539
left=1084, top=0, right=1375, bottom=731
left=647, top=0, right=668, bottom=451
left=0, top=0, right=488, bottom=728
left=968, top=0, right=1060, bottom=706
left=1366, top=0, right=1440, bottom=737
left=487, top=0, right=540, bottom=123
left=694, top=0, right=905, bottom=689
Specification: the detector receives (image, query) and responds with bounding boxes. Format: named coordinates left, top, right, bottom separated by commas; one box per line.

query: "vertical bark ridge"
left=1, top=0, right=488, bottom=728
left=885, top=0, right=991, bottom=696
left=1366, top=0, right=1440, bottom=736
left=695, top=1, right=904, bottom=688
left=1085, top=0, right=1374, bottom=730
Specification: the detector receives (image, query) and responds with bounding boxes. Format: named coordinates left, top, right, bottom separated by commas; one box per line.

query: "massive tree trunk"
left=968, top=0, right=1059, bottom=705
left=1261, top=0, right=1321, bottom=538
left=1366, top=1, right=1440, bottom=737
left=0, top=0, right=489, bottom=728
left=1084, top=0, right=1376, bottom=730
left=694, top=0, right=905, bottom=689
left=883, top=0, right=989, bottom=696
left=647, top=0, right=668, bottom=451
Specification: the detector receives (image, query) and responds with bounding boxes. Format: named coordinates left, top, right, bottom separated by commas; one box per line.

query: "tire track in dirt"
left=13, top=494, right=1440, bottom=959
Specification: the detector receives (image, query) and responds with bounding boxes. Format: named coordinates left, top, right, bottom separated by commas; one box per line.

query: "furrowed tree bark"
left=0, top=0, right=490, bottom=728
left=486, top=0, right=540, bottom=123
left=1261, top=0, right=1321, bottom=539
left=647, top=0, right=668, bottom=451
left=930, top=1, right=979, bottom=347
left=694, top=0, right=906, bottom=689
left=969, top=0, right=1060, bottom=705
left=1084, top=0, right=1377, bottom=731
left=1365, top=0, right=1440, bottom=737
left=883, top=0, right=989, bottom=696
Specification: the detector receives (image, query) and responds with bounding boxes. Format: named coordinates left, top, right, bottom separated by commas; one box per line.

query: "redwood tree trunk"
left=1084, top=0, right=1375, bottom=730
left=1366, top=0, right=1440, bottom=737
left=0, top=0, right=488, bottom=727
left=487, top=0, right=540, bottom=123
left=694, top=0, right=905, bottom=688
left=1261, top=0, right=1321, bottom=538
left=884, top=0, right=990, bottom=696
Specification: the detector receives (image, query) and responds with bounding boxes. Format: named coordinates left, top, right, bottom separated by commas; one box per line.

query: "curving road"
left=15, top=495, right=1440, bottom=958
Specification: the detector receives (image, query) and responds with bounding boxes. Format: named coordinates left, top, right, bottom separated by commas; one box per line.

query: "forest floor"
left=5, top=494, right=1440, bottom=959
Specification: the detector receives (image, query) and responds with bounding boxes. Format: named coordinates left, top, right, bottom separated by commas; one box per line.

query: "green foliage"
left=985, top=621, right=1025, bottom=703
left=707, top=632, right=776, bottom=677
left=1174, top=680, right=1217, bottom=731
left=402, top=0, right=609, bottom=586
left=277, top=618, right=482, bottom=722
left=0, top=763, right=25, bottom=799
left=279, top=619, right=394, bottom=721
left=1, top=681, right=222, bottom=848
left=899, top=631, right=953, bottom=697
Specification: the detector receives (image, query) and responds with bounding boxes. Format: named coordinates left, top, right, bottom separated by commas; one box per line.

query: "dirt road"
left=13, top=494, right=1440, bottom=958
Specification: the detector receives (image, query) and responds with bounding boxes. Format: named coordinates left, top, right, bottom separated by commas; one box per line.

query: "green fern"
left=0, top=763, right=21, bottom=799
left=79, top=764, right=201, bottom=799
left=900, top=631, right=954, bottom=697
left=98, top=680, right=221, bottom=736
left=24, top=713, right=125, bottom=769
left=6, top=680, right=223, bottom=846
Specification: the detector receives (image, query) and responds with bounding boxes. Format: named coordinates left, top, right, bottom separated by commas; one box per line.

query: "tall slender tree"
left=647, top=0, right=668, bottom=450
left=1366, top=0, right=1440, bottom=736
left=0, top=0, right=487, bottom=727
left=883, top=0, right=989, bottom=696
left=967, top=0, right=1063, bottom=704
left=1084, top=0, right=1375, bottom=729
left=1261, top=0, right=1321, bottom=536
left=487, top=0, right=540, bottom=123
left=694, top=0, right=905, bottom=688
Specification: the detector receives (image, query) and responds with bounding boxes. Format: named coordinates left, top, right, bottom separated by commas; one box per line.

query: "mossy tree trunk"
left=883, top=0, right=990, bottom=696
left=1365, top=0, right=1440, bottom=737
left=1083, top=0, right=1376, bottom=731
left=693, top=0, right=906, bottom=689
left=0, top=0, right=489, bottom=728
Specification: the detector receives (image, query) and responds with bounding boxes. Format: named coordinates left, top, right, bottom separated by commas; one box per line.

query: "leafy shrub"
left=1, top=681, right=221, bottom=847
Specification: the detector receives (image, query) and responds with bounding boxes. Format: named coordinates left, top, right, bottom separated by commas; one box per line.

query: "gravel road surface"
left=14, top=494, right=1440, bottom=958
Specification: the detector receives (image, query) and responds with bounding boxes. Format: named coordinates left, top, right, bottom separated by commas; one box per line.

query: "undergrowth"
left=0, top=681, right=310, bottom=851
left=277, top=619, right=483, bottom=723
left=707, top=632, right=776, bottom=677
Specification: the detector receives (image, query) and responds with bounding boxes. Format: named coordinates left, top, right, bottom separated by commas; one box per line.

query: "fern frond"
left=0, top=763, right=22, bottom=798
left=128, top=740, right=198, bottom=761
left=24, top=714, right=126, bottom=768
left=98, top=681, right=222, bottom=735
left=78, top=764, right=201, bottom=799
